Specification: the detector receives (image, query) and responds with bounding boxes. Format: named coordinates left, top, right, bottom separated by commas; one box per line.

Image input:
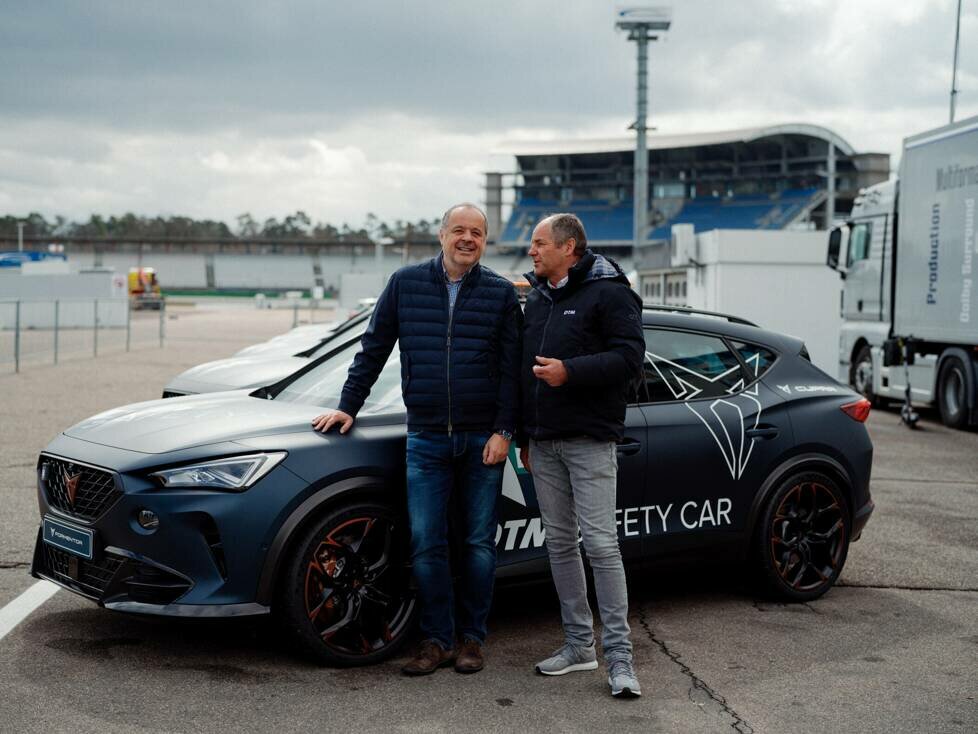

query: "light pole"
left=17, top=221, right=25, bottom=253
left=950, top=0, right=962, bottom=123
left=616, top=6, right=671, bottom=249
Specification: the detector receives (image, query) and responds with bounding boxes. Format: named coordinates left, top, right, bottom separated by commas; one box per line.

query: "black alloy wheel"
left=279, top=501, right=417, bottom=666
left=755, top=471, right=851, bottom=602
left=850, top=345, right=881, bottom=406
left=937, top=356, right=970, bottom=430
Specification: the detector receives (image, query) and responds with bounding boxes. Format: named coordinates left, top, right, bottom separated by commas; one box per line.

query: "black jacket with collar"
left=519, top=250, right=645, bottom=443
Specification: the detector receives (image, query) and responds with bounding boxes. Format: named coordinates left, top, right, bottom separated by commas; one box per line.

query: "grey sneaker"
left=534, top=642, right=598, bottom=676
left=608, top=659, right=642, bottom=698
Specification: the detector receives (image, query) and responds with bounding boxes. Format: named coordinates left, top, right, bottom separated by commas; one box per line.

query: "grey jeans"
left=530, top=437, right=633, bottom=663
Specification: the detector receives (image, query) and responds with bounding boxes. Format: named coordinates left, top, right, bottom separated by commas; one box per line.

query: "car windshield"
left=274, top=339, right=404, bottom=415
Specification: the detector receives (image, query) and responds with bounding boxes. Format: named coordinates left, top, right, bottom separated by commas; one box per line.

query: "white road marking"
left=0, top=580, right=59, bottom=642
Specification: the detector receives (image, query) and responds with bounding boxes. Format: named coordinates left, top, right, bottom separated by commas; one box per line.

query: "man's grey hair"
left=441, top=203, right=489, bottom=233
left=548, top=213, right=587, bottom=256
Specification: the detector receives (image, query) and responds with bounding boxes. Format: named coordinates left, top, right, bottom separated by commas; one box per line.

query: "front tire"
left=754, top=471, right=851, bottom=602
left=937, top=356, right=970, bottom=430
left=277, top=501, right=417, bottom=666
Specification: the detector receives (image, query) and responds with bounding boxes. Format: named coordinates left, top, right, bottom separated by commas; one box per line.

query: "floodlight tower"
left=950, top=0, right=962, bottom=123
left=616, top=5, right=671, bottom=249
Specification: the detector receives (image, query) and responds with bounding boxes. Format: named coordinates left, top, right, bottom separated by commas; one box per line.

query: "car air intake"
left=200, top=516, right=228, bottom=580
left=36, top=544, right=126, bottom=600
left=119, top=563, right=193, bottom=605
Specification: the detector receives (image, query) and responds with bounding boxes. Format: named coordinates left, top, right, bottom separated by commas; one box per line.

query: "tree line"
left=0, top=211, right=441, bottom=242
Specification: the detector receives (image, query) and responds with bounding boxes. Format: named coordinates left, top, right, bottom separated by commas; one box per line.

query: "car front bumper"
left=30, top=447, right=307, bottom=617
left=852, top=498, right=875, bottom=542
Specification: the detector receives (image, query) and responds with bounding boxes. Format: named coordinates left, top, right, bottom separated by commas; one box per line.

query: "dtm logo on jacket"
left=519, top=251, right=645, bottom=443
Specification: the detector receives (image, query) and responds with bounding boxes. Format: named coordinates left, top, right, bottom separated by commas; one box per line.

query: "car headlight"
left=149, top=452, right=286, bottom=491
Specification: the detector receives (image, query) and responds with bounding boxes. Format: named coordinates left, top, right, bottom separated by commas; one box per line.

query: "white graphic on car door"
left=646, top=351, right=763, bottom=480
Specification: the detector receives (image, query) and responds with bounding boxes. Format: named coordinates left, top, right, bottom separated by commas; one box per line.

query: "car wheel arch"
left=255, top=475, right=395, bottom=607
left=745, top=452, right=855, bottom=543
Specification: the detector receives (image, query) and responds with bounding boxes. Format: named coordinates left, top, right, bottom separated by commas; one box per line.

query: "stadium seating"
left=500, top=188, right=821, bottom=244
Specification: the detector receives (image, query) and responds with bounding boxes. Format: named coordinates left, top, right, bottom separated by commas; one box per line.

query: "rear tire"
left=277, top=501, right=417, bottom=666
left=850, top=345, right=882, bottom=407
left=754, top=471, right=851, bottom=602
left=937, top=356, right=970, bottom=430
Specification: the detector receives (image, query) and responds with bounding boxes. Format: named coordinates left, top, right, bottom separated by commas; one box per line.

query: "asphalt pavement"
left=0, top=304, right=975, bottom=733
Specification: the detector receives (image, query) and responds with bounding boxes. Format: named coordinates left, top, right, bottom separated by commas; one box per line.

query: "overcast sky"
left=1, top=0, right=976, bottom=230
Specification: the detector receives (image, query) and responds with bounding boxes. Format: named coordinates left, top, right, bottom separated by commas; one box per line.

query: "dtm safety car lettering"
left=501, top=446, right=532, bottom=506
left=647, top=350, right=764, bottom=481
left=495, top=517, right=546, bottom=550
left=495, top=498, right=734, bottom=549
left=681, top=498, right=732, bottom=529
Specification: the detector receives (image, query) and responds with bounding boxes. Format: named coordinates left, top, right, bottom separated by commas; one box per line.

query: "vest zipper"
left=445, top=267, right=475, bottom=436
left=446, top=303, right=454, bottom=436
left=533, top=291, right=554, bottom=439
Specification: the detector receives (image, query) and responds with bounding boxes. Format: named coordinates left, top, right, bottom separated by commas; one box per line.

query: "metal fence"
left=0, top=298, right=165, bottom=374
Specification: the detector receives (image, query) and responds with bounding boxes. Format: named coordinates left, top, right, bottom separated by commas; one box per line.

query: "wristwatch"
left=495, top=429, right=513, bottom=441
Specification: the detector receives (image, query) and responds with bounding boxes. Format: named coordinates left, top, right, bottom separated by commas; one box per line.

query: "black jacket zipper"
left=533, top=289, right=555, bottom=440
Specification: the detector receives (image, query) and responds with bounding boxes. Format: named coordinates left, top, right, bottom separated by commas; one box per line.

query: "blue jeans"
left=405, top=430, right=503, bottom=649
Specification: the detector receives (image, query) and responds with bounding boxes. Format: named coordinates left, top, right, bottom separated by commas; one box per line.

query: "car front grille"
left=41, top=457, right=121, bottom=522
left=38, top=544, right=126, bottom=599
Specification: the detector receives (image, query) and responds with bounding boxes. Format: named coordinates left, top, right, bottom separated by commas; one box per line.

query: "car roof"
left=641, top=307, right=805, bottom=355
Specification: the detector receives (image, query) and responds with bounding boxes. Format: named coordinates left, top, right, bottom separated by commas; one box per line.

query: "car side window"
left=643, top=328, right=744, bottom=403
left=730, top=341, right=778, bottom=380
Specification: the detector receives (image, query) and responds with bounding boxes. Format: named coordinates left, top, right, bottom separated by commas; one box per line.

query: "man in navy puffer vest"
left=312, top=203, right=522, bottom=675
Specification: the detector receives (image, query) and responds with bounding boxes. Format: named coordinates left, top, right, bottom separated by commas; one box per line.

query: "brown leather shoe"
left=401, top=640, right=457, bottom=676
left=454, top=639, right=485, bottom=674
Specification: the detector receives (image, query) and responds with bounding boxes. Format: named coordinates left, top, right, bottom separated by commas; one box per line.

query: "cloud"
left=0, top=0, right=976, bottom=224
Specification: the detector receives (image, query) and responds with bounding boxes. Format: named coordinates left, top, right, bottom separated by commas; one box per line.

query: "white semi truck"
left=827, top=115, right=978, bottom=429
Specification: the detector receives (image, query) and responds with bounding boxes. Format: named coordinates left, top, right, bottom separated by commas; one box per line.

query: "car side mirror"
left=827, top=226, right=849, bottom=277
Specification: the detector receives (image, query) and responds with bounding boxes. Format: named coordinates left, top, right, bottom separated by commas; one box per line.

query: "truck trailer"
left=827, top=115, right=978, bottom=429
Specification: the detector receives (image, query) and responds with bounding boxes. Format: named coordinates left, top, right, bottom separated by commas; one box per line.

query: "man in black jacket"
left=518, top=213, right=645, bottom=697
left=312, top=203, right=522, bottom=676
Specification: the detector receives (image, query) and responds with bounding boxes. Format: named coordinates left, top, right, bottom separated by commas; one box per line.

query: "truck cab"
left=829, top=180, right=941, bottom=408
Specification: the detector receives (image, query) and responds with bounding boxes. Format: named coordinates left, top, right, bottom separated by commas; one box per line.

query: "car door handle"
left=745, top=426, right=779, bottom=440
left=616, top=440, right=642, bottom=456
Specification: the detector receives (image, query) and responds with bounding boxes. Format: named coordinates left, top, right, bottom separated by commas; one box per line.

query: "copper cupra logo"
left=63, top=469, right=82, bottom=507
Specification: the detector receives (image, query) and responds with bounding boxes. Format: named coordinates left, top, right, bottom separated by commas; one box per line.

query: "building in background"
left=487, top=123, right=889, bottom=274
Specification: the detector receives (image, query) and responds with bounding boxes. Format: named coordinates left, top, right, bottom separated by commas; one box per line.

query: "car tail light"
left=841, top=398, right=872, bottom=422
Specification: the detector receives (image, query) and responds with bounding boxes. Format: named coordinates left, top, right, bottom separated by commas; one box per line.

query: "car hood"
left=233, top=334, right=328, bottom=358
left=165, top=355, right=308, bottom=394
left=63, top=392, right=322, bottom=453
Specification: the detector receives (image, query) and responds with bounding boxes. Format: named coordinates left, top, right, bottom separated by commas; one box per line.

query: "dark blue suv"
left=31, top=307, right=874, bottom=665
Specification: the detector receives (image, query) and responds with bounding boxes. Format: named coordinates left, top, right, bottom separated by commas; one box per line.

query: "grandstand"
left=489, top=124, right=889, bottom=255
left=0, top=123, right=889, bottom=295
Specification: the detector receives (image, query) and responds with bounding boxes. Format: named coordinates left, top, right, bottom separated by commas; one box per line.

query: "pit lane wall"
left=0, top=267, right=129, bottom=328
